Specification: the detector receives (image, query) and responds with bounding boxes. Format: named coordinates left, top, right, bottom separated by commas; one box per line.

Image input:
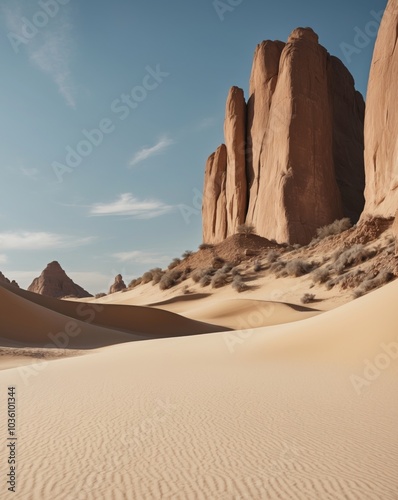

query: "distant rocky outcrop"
left=202, top=27, right=365, bottom=245
left=28, top=261, right=92, bottom=299
left=109, top=274, right=127, bottom=294
left=363, top=0, right=398, bottom=218
left=0, top=272, right=19, bottom=288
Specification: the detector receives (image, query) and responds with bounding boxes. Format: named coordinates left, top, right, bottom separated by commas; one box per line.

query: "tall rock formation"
left=109, top=274, right=127, bottom=294
left=202, top=28, right=365, bottom=245
left=224, top=86, right=247, bottom=236
left=28, top=261, right=92, bottom=299
left=363, top=0, right=398, bottom=217
left=202, top=144, right=228, bottom=244
left=246, top=40, right=286, bottom=222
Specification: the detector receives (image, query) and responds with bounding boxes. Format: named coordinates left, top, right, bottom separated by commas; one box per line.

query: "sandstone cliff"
left=28, top=261, right=92, bottom=299
left=363, top=0, right=398, bottom=217
left=203, top=27, right=365, bottom=245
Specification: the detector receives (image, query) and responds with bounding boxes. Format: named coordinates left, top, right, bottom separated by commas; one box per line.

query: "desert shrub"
left=231, top=267, right=241, bottom=277
left=121, top=288, right=128, bottom=293
left=212, top=256, right=225, bottom=269
left=199, top=243, right=214, bottom=250
left=182, top=250, right=194, bottom=259
left=314, top=218, right=352, bottom=241
left=152, top=271, right=164, bottom=285
left=192, top=268, right=213, bottom=283
left=293, top=243, right=302, bottom=250
left=182, top=285, right=191, bottom=295
left=211, top=270, right=229, bottom=289
left=221, top=263, right=234, bottom=273
left=253, top=260, right=262, bottom=272
left=128, top=277, right=142, bottom=289
left=353, top=271, right=394, bottom=298
left=141, top=271, right=154, bottom=284
left=267, top=250, right=280, bottom=263
left=270, top=260, right=286, bottom=273
left=301, top=293, right=315, bottom=304
left=285, top=259, right=314, bottom=277
left=199, top=274, right=212, bottom=287
left=232, top=276, right=249, bottom=293
left=333, top=245, right=376, bottom=275
left=237, top=223, right=256, bottom=236
left=168, top=258, right=181, bottom=270
left=312, top=267, right=330, bottom=284
left=95, top=293, right=107, bottom=299
left=159, top=270, right=182, bottom=290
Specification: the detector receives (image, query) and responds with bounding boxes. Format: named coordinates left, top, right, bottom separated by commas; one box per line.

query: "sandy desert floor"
left=0, top=279, right=397, bottom=499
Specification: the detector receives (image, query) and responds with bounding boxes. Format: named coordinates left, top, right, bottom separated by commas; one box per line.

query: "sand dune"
left=0, top=281, right=397, bottom=498
left=0, top=283, right=228, bottom=346
left=179, top=298, right=319, bottom=329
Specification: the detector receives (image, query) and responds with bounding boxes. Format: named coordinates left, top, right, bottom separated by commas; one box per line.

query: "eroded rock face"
left=0, top=272, right=19, bottom=288
left=202, top=144, right=228, bottom=244
left=109, top=274, right=126, bottom=294
left=363, top=0, right=398, bottom=217
left=202, top=27, right=365, bottom=244
left=28, top=261, right=92, bottom=299
left=224, top=86, right=247, bottom=236
left=246, top=40, right=285, bottom=223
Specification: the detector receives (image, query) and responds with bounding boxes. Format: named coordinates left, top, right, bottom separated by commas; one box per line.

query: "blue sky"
left=0, top=0, right=387, bottom=293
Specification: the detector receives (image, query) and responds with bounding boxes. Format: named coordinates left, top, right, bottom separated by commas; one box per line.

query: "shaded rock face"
left=109, top=274, right=126, bottom=294
left=28, top=261, right=92, bottom=299
left=0, top=272, right=19, bottom=288
left=224, top=86, right=247, bottom=236
left=202, top=144, right=228, bottom=244
left=363, top=0, right=398, bottom=218
left=202, top=27, right=365, bottom=245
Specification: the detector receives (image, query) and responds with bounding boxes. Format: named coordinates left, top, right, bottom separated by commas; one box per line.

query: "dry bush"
left=270, top=260, right=286, bottom=274
left=95, top=293, right=107, bottom=299
left=192, top=268, right=213, bottom=283
left=312, top=267, right=330, bottom=284
left=301, top=293, right=315, bottom=304
left=141, top=271, right=154, bottom=284
left=212, top=256, right=225, bottom=269
left=285, top=259, right=315, bottom=277
left=128, top=277, right=142, bottom=289
left=313, top=218, right=352, bottom=242
left=254, top=260, right=262, bottom=272
left=211, top=270, right=229, bottom=289
left=237, top=223, right=256, bottom=236
left=199, top=274, right=212, bottom=287
left=198, top=243, right=214, bottom=250
left=168, top=258, right=181, bottom=270
left=182, top=250, right=194, bottom=259
left=333, top=245, right=376, bottom=275
left=267, top=250, right=280, bottom=263
left=221, top=263, right=234, bottom=273
left=232, top=276, right=249, bottom=293
left=182, top=285, right=191, bottom=295
left=353, top=271, right=394, bottom=298
left=159, top=270, right=182, bottom=290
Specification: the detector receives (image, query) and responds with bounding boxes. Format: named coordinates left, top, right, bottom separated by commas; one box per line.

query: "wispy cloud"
left=129, top=137, right=173, bottom=167
left=197, top=117, right=217, bottom=130
left=0, top=254, right=8, bottom=264
left=112, top=250, right=170, bottom=264
left=0, top=232, right=94, bottom=250
left=20, top=167, right=39, bottom=179
left=3, top=2, right=76, bottom=107
left=89, top=193, right=173, bottom=219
